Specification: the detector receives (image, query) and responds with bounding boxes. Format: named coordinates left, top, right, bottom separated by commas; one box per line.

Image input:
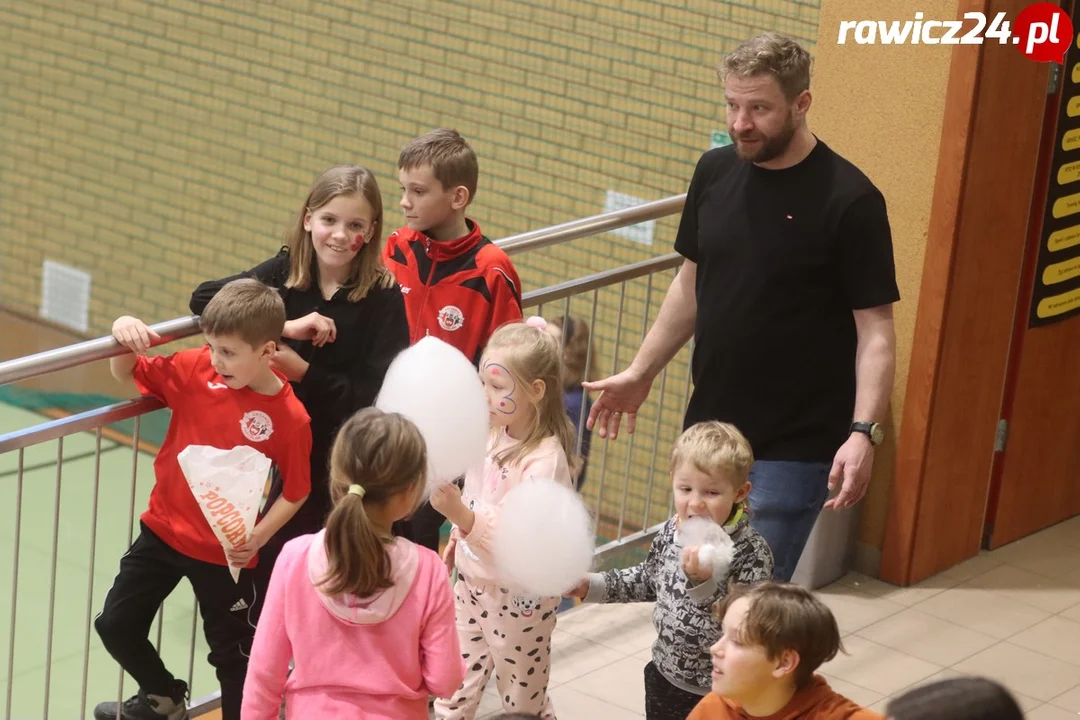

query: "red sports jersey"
left=383, top=220, right=523, bottom=365
left=134, top=346, right=312, bottom=567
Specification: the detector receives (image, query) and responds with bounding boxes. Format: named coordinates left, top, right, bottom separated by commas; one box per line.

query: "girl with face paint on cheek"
left=303, top=193, right=377, bottom=298
left=186, top=166, right=411, bottom=629
left=483, top=360, right=521, bottom=428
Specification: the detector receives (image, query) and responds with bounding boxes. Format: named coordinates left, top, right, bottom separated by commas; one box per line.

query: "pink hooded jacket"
left=241, top=531, right=463, bottom=719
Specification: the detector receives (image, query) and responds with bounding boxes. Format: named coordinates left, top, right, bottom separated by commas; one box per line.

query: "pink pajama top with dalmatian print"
left=451, top=429, right=574, bottom=588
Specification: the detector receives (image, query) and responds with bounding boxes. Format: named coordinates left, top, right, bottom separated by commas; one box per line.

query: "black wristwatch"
left=850, top=421, right=884, bottom=446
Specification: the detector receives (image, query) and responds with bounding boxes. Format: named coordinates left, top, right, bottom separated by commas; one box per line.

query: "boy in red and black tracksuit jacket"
left=385, top=222, right=522, bottom=365
left=385, top=128, right=523, bottom=550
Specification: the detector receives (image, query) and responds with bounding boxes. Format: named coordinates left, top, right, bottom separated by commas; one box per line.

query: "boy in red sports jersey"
left=92, top=278, right=311, bottom=720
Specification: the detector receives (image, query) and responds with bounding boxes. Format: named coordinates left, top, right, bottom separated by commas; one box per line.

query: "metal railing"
left=0, top=195, right=687, bottom=719
left=0, top=194, right=685, bottom=389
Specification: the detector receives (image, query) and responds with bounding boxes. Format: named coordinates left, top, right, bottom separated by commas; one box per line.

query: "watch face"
left=870, top=423, right=885, bottom=445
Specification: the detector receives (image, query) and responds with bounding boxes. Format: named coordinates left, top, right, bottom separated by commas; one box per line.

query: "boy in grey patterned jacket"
left=567, top=422, right=774, bottom=720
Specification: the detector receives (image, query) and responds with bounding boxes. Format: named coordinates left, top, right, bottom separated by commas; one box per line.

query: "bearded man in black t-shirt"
left=586, top=33, right=899, bottom=584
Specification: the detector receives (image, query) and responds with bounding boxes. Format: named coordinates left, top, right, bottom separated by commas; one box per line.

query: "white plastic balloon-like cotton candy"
left=493, top=478, right=595, bottom=597
left=375, top=336, right=489, bottom=493
left=678, top=516, right=736, bottom=579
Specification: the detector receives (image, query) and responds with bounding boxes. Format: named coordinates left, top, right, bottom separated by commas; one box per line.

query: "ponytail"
left=316, top=408, right=427, bottom=598
left=320, top=488, right=393, bottom=598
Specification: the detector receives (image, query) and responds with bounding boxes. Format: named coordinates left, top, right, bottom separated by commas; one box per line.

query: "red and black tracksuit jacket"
left=383, top=219, right=523, bottom=366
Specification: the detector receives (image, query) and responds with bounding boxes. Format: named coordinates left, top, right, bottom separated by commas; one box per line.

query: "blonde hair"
left=719, top=582, right=843, bottom=688
left=199, top=278, right=285, bottom=347
left=283, top=165, right=394, bottom=302
left=319, top=408, right=427, bottom=598
left=483, top=320, right=579, bottom=473
left=671, top=421, right=754, bottom=489
left=547, top=315, right=596, bottom=389
left=718, top=33, right=813, bottom=101
left=398, top=128, right=479, bottom=203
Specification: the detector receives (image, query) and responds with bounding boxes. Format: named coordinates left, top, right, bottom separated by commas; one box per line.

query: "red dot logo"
left=1014, top=3, right=1073, bottom=62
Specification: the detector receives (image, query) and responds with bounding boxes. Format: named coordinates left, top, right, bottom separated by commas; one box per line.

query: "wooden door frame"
left=983, top=26, right=1067, bottom=547
left=880, top=0, right=1055, bottom=585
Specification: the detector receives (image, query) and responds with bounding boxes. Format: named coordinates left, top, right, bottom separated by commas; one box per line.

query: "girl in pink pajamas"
left=430, top=317, right=580, bottom=720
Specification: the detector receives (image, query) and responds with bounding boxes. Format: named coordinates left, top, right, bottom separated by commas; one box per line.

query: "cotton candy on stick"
left=178, top=445, right=271, bottom=582
left=678, top=516, right=735, bottom=579
left=375, top=336, right=489, bottom=494
left=493, top=478, right=595, bottom=597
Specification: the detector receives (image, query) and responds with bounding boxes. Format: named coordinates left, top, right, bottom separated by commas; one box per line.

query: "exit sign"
left=710, top=130, right=732, bottom=149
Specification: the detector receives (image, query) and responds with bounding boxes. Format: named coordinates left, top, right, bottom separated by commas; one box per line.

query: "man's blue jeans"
left=747, top=460, right=832, bottom=582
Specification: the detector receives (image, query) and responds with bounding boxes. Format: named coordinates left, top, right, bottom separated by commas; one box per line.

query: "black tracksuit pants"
left=94, top=523, right=257, bottom=720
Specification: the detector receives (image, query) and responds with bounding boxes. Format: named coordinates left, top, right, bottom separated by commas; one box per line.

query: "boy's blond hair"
left=717, top=582, right=843, bottom=688
left=199, top=278, right=285, bottom=348
left=670, top=421, right=754, bottom=488
left=718, top=33, right=813, bottom=101
left=398, top=128, right=479, bottom=202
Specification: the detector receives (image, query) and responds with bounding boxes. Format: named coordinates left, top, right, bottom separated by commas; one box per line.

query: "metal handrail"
left=0, top=194, right=686, bottom=388
left=499, top=194, right=685, bottom=255
left=524, top=253, right=683, bottom=305
left=0, top=316, right=202, bottom=389
left=0, top=396, right=163, bottom=453
left=0, top=252, right=688, bottom=455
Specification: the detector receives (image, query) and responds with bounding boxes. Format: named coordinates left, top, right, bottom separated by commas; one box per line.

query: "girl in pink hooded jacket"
left=242, top=408, right=464, bottom=719
left=429, top=318, right=581, bottom=720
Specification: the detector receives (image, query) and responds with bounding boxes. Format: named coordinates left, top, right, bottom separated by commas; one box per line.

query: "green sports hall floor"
left=0, top=399, right=217, bottom=720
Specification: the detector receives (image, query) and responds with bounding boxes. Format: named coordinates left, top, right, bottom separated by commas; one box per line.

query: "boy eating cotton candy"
left=566, top=421, right=774, bottom=720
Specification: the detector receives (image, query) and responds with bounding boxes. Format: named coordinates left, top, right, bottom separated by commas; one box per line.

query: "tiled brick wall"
left=1, top=0, right=820, bottom=532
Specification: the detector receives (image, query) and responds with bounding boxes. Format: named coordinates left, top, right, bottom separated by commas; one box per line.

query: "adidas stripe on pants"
left=94, top=523, right=257, bottom=720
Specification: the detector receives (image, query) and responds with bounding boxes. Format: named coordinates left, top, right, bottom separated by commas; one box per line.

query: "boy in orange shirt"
left=690, top=582, right=881, bottom=720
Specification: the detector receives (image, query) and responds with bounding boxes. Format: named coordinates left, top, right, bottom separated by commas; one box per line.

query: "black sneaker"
left=92, top=679, right=189, bottom=720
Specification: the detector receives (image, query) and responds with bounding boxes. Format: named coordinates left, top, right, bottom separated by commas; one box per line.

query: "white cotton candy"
left=375, top=336, right=489, bottom=493
left=493, top=478, right=595, bottom=597
left=678, top=516, right=736, bottom=579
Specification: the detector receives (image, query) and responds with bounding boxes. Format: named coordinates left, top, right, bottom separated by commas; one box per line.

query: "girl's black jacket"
left=189, top=248, right=409, bottom=533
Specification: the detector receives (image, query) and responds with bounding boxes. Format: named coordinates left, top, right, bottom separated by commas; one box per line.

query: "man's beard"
left=733, top=115, right=797, bottom=163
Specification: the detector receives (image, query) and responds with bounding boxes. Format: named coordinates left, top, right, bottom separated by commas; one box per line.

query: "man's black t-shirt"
left=674, top=139, right=900, bottom=463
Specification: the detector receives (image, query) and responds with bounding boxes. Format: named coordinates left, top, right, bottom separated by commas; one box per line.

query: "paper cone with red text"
left=178, top=445, right=271, bottom=582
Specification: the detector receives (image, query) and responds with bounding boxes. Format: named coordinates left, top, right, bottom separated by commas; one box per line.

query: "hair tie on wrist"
left=348, top=484, right=366, bottom=499
left=525, top=315, right=547, bottom=330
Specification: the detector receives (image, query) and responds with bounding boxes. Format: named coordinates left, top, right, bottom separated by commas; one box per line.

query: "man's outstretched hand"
left=583, top=369, right=654, bottom=440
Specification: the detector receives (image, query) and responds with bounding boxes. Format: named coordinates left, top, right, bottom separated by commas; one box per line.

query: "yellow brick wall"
left=0, top=0, right=820, bottom=535
left=809, top=0, right=953, bottom=566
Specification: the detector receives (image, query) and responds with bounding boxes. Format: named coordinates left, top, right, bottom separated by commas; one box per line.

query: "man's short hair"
left=199, top=278, right=285, bottom=347
left=398, top=128, right=479, bottom=201
left=718, top=33, right=813, bottom=100
left=670, top=421, right=754, bottom=488
left=718, top=581, right=842, bottom=688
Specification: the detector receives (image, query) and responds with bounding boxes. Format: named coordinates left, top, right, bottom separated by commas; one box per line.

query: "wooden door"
left=985, top=1, right=1080, bottom=547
